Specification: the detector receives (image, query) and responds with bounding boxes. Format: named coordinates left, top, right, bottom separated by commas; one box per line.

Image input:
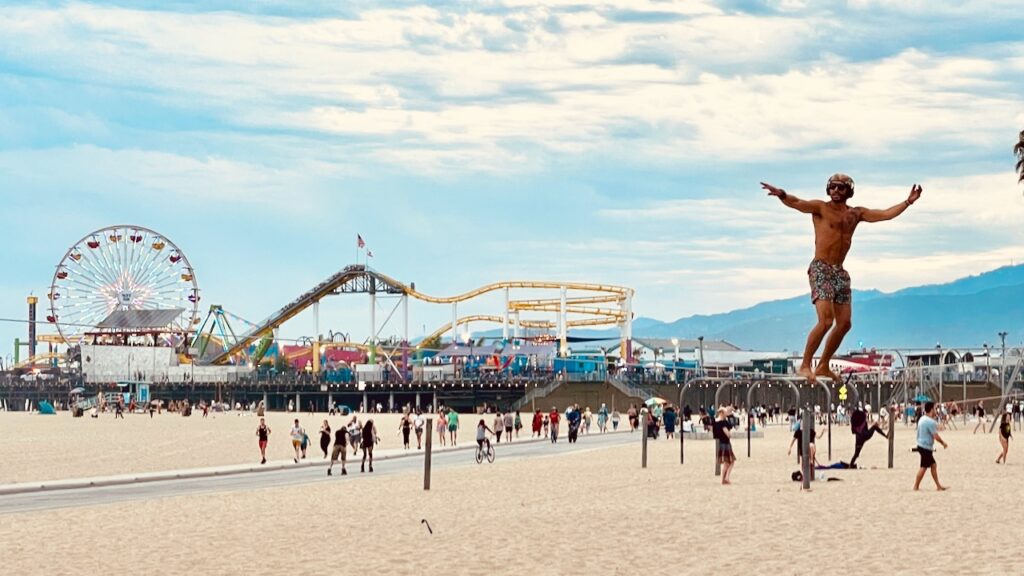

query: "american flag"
left=357, top=234, right=365, bottom=248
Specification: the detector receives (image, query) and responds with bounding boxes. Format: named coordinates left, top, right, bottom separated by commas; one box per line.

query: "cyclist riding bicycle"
left=477, top=418, right=495, bottom=449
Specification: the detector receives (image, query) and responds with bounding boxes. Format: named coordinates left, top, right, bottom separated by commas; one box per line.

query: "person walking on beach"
left=361, top=419, right=378, bottom=473
left=763, top=176, right=921, bottom=384
left=532, top=410, right=543, bottom=438
left=447, top=408, right=460, bottom=446
left=664, top=405, right=678, bottom=439
left=300, top=427, right=310, bottom=459
left=290, top=419, right=305, bottom=463
left=503, top=411, right=515, bottom=443
left=583, top=406, right=593, bottom=434
left=436, top=410, right=447, bottom=447
left=611, top=409, right=620, bottom=431
left=256, top=418, right=271, bottom=464
left=542, top=413, right=549, bottom=437
left=414, top=409, right=425, bottom=450
left=514, top=410, right=522, bottom=438
left=973, top=401, right=987, bottom=434
left=996, top=412, right=1012, bottom=464
left=567, top=405, right=581, bottom=443
left=328, top=423, right=349, bottom=476
left=627, top=404, right=638, bottom=432
left=914, top=402, right=948, bottom=491
left=713, top=407, right=735, bottom=485
left=399, top=412, right=412, bottom=450
left=493, top=412, right=504, bottom=443
left=348, top=416, right=362, bottom=455
left=597, top=403, right=609, bottom=433
left=319, top=420, right=331, bottom=459
left=549, top=407, right=561, bottom=443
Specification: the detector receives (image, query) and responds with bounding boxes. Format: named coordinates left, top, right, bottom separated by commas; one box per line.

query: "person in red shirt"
left=549, top=407, right=561, bottom=443
left=532, top=410, right=543, bottom=438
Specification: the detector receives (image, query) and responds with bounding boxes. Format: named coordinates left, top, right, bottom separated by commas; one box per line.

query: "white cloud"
left=0, top=145, right=330, bottom=212
left=4, top=2, right=1016, bottom=174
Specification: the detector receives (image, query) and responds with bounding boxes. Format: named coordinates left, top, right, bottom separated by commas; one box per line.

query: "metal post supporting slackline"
left=828, top=403, right=832, bottom=461
left=887, top=407, right=895, bottom=469
left=424, top=418, right=433, bottom=490
left=641, top=424, right=648, bottom=469
left=680, top=428, right=685, bottom=465
left=801, top=407, right=811, bottom=490
left=747, top=411, right=752, bottom=458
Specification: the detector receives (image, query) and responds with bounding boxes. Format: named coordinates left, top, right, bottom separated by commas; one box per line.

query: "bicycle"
left=475, top=437, right=495, bottom=464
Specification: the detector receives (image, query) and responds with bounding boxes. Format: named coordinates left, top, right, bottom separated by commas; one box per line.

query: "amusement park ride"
left=22, top=224, right=638, bottom=379
left=194, top=265, right=637, bottom=375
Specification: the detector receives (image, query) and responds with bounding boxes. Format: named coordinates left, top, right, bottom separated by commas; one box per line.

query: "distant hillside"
left=646, top=265, right=1024, bottom=350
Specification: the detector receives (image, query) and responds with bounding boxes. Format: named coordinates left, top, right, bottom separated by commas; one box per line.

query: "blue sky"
left=1, top=0, right=1023, bottom=360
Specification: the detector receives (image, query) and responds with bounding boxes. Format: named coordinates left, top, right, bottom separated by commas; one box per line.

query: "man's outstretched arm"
left=761, top=182, right=822, bottom=214
left=859, top=184, right=922, bottom=223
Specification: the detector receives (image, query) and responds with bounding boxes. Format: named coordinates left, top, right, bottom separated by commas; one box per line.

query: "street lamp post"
left=984, top=343, right=990, bottom=384
left=999, top=331, right=1009, bottom=397
left=936, top=343, right=943, bottom=405
left=698, top=336, right=705, bottom=379
left=671, top=337, right=679, bottom=382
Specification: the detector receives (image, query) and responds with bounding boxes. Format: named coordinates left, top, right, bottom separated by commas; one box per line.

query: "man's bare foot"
left=814, top=365, right=841, bottom=383
left=797, top=366, right=815, bottom=383
left=722, top=480, right=731, bottom=485
left=937, top=485, right=948, bottom=491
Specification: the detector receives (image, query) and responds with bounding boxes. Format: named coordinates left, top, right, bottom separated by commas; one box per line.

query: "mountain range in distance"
left=526, top=264, right=1024, bottom=352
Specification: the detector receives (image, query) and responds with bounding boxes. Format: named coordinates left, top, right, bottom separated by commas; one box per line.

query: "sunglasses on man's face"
left=827, top=183, right=850, bottom=192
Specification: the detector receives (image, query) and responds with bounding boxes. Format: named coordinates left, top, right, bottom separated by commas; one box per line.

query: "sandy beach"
left=2, top=412, right=1023, bottom=575
left=0, top=410, right=506, bottom=485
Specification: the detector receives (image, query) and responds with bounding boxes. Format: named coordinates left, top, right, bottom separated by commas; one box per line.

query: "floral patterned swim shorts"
left=808, top=259, right=851, bottom=304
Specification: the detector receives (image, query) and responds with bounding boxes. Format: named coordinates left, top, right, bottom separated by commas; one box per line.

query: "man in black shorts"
left=914, top=402, right=948, bottom=491
left=328, top=425, right=349, bottom=476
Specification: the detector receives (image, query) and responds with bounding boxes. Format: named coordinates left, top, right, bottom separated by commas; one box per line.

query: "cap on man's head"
left=826, top=173, right=855, bottom=198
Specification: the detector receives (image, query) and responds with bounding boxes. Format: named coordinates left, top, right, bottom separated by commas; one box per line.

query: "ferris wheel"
left=48, top=225, right=200, bottom=344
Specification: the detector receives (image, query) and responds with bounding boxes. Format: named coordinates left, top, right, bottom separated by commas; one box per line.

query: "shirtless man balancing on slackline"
left=761, top=174, right=922, bottom=383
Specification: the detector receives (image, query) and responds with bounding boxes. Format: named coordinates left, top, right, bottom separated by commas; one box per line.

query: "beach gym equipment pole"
left=641, top=420, right=648, bottom=469
left=801, top=407, right=811, bottom=490
left=680, top=424, right=684, bottom=464
left=887, top=407, right=895, bottom=469
left=424, top=418, right=433, bottom=490
left=678, top=378, right=698, bottom=465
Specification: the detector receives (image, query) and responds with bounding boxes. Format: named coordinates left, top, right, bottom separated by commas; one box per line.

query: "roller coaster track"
left=206, top=265, right=632, bottom=366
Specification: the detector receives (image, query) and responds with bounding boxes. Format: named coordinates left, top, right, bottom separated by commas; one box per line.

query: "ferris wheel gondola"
left=48, top=225, right=200, bottom=345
